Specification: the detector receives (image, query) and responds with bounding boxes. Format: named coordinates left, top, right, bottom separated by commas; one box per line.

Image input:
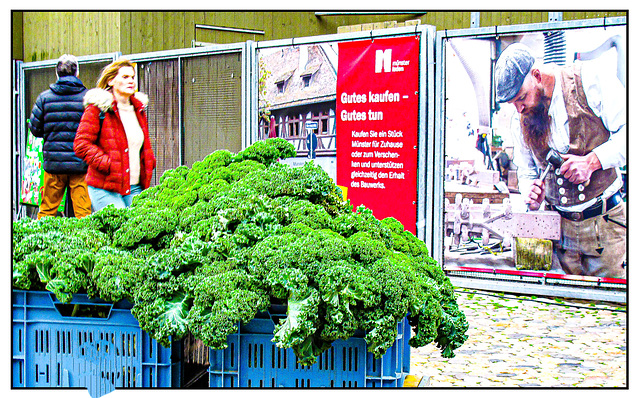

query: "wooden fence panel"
left=182, top=52, right=243, bottom=167
left=137, top=59, right=182, bottom=187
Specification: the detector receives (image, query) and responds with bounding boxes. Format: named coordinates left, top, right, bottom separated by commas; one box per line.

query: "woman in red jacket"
left=74, top=58, right=156, bottom=211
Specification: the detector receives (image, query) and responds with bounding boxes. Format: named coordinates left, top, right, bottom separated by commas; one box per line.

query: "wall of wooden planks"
left=18, top=11, right=121, bottom=62
left=14, top=11, right=627, bottom=62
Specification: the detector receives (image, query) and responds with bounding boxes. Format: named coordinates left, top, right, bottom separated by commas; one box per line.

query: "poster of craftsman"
left=442, top=26, right=626, bottom=282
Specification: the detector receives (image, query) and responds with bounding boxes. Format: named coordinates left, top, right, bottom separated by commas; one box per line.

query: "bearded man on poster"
left=494, top=43, right=626, bottom=278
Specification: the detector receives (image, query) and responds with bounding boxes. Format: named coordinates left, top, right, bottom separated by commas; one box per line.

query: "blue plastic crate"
left=208, top=306, right=411, bottom=388
left=12, top=290, right=181, bottom=397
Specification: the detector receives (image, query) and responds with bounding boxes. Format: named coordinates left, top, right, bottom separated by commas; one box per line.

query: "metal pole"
left=13, top=60, right=24, bottom=220
left=432, top=33, right=448, bottom=265
left=314, top=12, right=425, bottom=17
left=178, top=55, right=184, bottom=166
left=195, top=24, right=265, bottom=36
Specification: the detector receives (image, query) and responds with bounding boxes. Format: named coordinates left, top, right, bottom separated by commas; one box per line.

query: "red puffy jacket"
left=74, top=88, right=156, bottom=196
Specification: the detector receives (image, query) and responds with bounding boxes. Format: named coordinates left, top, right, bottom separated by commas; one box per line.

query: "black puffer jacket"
left=29, top=75, right=88, bottom=174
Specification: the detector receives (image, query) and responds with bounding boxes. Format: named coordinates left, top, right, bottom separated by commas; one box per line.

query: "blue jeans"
left=88, top=184, right=142, bottom=212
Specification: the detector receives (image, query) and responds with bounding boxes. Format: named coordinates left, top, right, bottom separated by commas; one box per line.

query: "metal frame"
left=245, top=41, right=258, bottom=151
left=252, top=24, right=437, bottom=244
left=12, top=60, right=20, bottom=220
left=195, top=24, right=265, bottom=36
left=449, top=276, right=625, bottom=303
left=434, top=16, right=627, bottom=302
left=126, top=43, right=251, bottom=160
left=13, top=45, right=251, bottom=219
left=314, top=12, right=425, bottom=17
left=13, top=52, right=121, bottom=220
left=253, top=24, right=433, bottom=51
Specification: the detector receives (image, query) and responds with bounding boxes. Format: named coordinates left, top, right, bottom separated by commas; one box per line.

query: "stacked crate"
left=12, top=290, right=181, bottom=397
left=208, top=304, right=411, bottom=387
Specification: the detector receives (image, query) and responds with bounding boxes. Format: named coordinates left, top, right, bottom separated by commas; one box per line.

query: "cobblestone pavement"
left=410, top=288, right=627, bottom=387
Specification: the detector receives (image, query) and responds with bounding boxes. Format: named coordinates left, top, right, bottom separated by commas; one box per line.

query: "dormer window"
left=274, top=70, right=295, bottom=94
left=300, top=62, right=320, bottom=89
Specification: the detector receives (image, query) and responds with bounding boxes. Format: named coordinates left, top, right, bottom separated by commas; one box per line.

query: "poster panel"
left=442, top=25, right=627, bottom=285
left=20, top=131, right=44, bottom=206
left=336, top=36, right=420, bottom=233
left=20, top=124, right=66, bottom=211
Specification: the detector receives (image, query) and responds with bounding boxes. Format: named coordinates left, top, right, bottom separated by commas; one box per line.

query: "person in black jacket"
left=29, top=54, right=91, bottom=219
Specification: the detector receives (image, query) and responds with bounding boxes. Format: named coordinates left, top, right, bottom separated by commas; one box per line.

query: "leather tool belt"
left=552, top=191, right=623, bottom=222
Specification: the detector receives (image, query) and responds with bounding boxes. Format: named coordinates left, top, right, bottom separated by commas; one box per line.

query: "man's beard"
left=520, top=88, right=552, bottom=151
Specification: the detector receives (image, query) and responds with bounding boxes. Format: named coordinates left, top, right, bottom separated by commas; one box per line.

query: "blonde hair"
left=96, top=58, right=137, bottom=90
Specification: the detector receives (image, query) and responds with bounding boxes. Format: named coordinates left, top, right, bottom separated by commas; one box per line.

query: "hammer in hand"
left=526, top=148, right=565, bottom=211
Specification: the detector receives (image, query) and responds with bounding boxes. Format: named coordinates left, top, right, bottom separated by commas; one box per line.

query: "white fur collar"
left=134, top=92, right=149, bottom=108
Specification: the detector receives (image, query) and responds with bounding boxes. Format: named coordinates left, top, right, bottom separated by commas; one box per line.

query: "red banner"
left=336, top=36, right=419, bottom=233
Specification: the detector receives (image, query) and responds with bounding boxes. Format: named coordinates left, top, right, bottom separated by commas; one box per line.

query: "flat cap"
left=494, top=43, right=535, bottom=103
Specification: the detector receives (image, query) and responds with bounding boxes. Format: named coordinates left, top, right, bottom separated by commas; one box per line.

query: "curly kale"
left=433, top=300, right=469, bottom=358
left=16, top=246, right=96, bottom=303
left=277, top=222, right=315, bottom=236
left=367, top=255, right=413, bottom=320
left=82, top=205, right=131, bottom=238
left=246, top=233, right=299, bottom=281
left=178, top=200, right=217, bottom=233
left=132, top=272, right=193, bottom=347
left=158, top=165, right=190, bottom=184
left=266, top=267, right=309, bottom=300
left=197, top=179, right=230, bottom=202
left=234, top=137, right=296, bottom=166
left=235, top=161, right=348, bottom=216
left=382, top=217, right=430, bottom=257
left=226, top=160, right=267, bottom=182
left=127, top=238, right=215, bottom=347
left=348, top=231, right=390, bottom=264
left=187, top=269, right=269, bottom=349
left=316, top=261, right=379, bottom=342
left=277, top=197, right=332, bottom=230
left=134, top=186, right=198, bottom=213
left=272, top=286, right=324, bottom=365
left=222, top=194, right=284, bottom=246
left=13, top=230, right=66, bottom=262
left=12, top=225, right=108, bottom=302
left=12, top=138, right=468, bottom=366
left=112, top=208, right=178, bottom=249
left=357, top=309, right=401, bottom=358
left=196, top=149, right=234, bottom=171
left=333, top=206, right=393, bottom=246
left=392, top=253, right=469, bottom=358
left=91, top=246, right=144, bottom=303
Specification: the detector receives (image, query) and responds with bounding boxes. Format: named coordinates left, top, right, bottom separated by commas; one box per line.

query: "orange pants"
left=38, top=172, right=92, bottom=219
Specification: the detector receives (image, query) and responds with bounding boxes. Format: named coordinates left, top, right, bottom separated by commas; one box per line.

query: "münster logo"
left=375, top=49, right=392, bottom=73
